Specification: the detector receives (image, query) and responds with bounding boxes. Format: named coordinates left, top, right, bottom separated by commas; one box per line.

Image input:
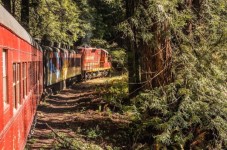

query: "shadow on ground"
left=26, top=78, right=131, bottom=150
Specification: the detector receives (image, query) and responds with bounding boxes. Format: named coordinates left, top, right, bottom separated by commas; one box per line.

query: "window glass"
left=3, top=50, right=8, bottom=104
left=13, top=63, right=21, bottom=109
left=25, top=63, right=27, bottom=96
left=16, top=63, right=21, bottom=104
left=13, top=64, right=17, bottom=108
left=22, top=63, right=27, bottom=98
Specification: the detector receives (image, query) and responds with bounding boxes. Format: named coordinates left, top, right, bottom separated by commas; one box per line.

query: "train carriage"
left=43, top=44, right=82, bottom=92
left=0, top=5, right=43, bottom=150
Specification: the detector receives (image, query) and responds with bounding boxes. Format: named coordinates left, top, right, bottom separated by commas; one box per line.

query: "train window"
left=35, top=62, right=37, bottom=84
left=13, top=63, right=21, bottom=109
left=39, top=61, right=42, bottom=80
left=17, top=64, right=21, bottom=104
left=22, top=63, right=25, bottom=98
left=28, top=62, right=32, bottom=90
left=22, top=63, right=27, bottom=98
left=34, top=62, right=36, bottom=84
left=13, top=64, right=17, bottom=109
left=36, top=62, right=39, bottom=83
left=25, top=63, right=27, bottom=95
left=27, top=63, right=29, bottom=91
left=3, top=50, right=8, bottom=107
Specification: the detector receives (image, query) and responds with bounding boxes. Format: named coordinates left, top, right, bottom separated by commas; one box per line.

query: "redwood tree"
left=124, top=0, right=172, bottom=93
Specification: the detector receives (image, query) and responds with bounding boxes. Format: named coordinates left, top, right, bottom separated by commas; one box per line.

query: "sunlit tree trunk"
left=21, top=0, right=30, bottom=31
left=2, top=0, right=11, bottom=13
left=140, top=1, right=172, bottom=89
left=126, top=0, right=173, bottom=93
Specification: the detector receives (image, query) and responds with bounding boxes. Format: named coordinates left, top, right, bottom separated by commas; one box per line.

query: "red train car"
left=0, top=5, right=43, bottom=150
left=78, top=47, right=111, bottom=79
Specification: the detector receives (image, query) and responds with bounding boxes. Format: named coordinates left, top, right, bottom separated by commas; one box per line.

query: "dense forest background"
left=1, top=0, right=227, bottom=149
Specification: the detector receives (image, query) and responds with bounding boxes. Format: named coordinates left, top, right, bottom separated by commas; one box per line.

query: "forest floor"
left=26, top=76, right=132, bottom=150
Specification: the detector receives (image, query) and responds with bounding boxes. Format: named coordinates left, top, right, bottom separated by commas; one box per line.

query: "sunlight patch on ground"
left=84, top=75, right=127, bottom=85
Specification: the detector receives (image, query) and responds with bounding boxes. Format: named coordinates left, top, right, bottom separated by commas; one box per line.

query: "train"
left=42, top=43, right=111, bottom=93
left=0, top=5, right=111, bottom=150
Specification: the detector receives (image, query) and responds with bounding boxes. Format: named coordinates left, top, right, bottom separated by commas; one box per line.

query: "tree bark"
left=2, top=0, right=11, bottom=13
left=140, top=21, right=172, bottom=89
left=126, top=0, right=173, bottom=93
left=21, top=0, right=30, bottom=31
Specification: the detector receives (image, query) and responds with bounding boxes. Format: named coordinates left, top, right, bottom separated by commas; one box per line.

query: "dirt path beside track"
left=26, top=77, right=131, bottom=150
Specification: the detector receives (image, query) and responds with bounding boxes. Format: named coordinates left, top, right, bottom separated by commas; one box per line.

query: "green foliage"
left=52, top=131, right=103, bottom=150
left=90, top=39, right=112, bottom=49
left=88, top=0, right=125, bottom=41
left=29, top=0, right=85, bottom=44
left=119, top=0, right=227, bottom=149
left=119, top=0, right=181, bottom=44
left=110, top=49, right=127, bottom=70
left=132, top=75, right=227, bottom=148
left=86, top=125, right=102, bottom=139
left=97, top=75, right=128, bottom=110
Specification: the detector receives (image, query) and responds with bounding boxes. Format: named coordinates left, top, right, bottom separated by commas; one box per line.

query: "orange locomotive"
left=78, top=47, right=111, bottom=80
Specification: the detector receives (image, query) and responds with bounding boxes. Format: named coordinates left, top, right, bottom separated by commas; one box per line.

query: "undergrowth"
left=96, top=74, right=128, bottom=111
left=96, top=66, right=227, bottom=149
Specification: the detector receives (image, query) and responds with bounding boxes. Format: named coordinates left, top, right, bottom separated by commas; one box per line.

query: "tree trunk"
left=2, top=0, right=11, bottom=13
left=126, top=0, right=141, bottom=97
left=139, top=0, right=172, bottom=89
left=126, top=0, right=173, bottom=92
left=140, top=21, right=172, bottom=89
left=21, top=0, right=30, bottom=31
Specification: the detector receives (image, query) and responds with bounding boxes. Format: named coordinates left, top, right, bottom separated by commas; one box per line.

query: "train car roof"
left=77, top=46, right=109, bottom=54
left=0, top=5, right=38, bottom=48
